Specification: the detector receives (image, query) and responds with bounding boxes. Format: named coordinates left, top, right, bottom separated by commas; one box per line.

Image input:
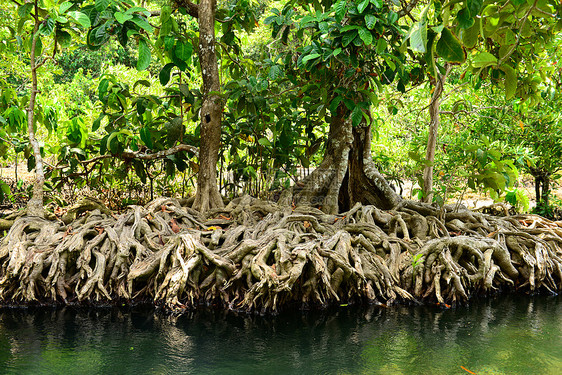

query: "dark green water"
left=0, top=295, right=560, bottom=375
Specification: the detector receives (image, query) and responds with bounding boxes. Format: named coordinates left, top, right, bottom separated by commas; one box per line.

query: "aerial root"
left=0, top=195, right=560, bottom=312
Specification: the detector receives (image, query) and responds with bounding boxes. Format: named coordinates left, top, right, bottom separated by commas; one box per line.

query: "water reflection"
left=0, top=294, right=560, bottom=374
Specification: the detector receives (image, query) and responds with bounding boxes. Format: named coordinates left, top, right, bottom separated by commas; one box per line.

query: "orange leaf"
left=170, top=218, right=180, bottom=233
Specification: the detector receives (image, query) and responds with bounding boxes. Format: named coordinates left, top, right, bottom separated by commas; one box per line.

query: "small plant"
left=505, top=188, right=530, bottom=213
left=0, top=181, right=11, bottom=204
left=412, top=253, right=424, bottom=274
left=533, top=193, right=562, bottom=220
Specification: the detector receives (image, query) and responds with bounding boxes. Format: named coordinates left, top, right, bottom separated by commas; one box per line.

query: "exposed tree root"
left=0, top=196, right=561, bottom=313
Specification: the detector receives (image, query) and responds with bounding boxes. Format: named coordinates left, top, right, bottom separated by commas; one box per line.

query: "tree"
left=178, top=0, right=224, bottom=211
left=266, top=0, right=407, bottom=214
left=406, top=0, right=562, bottom=203
left=4, top=0, right=91, bottom=217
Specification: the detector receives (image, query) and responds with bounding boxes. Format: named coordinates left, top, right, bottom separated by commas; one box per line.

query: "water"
left=0, top=294, right=560, bottom=375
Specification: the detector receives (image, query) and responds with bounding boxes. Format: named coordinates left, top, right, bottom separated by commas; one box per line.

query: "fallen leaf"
left=170, top=218, right=180, bottom=233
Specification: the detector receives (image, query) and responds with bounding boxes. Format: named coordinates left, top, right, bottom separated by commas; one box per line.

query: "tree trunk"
left=422, top=64, right=451, bottom=203
left=532, top=168, right=551, bottom=208
left=26, top=0, right=45, bottom=218
left=542, top=174, right=550, bottom=207
left=192, top=0, right=224, bottom=212
left=295, top=105, right=401, bottom=214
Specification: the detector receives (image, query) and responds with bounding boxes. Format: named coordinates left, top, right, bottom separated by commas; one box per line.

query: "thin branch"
left=175, top=0, right=199, bottom=18
left=81, top=144, right=199, bottom=165
left=398, top=0, right=420, bottom=18
left=496, top=0, right=537, bottom=67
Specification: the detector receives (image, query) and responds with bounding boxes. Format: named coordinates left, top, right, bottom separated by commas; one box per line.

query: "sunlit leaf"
left=436, top=28, right=465, bottom=63
left=137, top=38, right=151, bottom=70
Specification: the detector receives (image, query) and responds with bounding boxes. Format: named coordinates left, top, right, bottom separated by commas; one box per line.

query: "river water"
left=0, top=294, right=560, bottom=374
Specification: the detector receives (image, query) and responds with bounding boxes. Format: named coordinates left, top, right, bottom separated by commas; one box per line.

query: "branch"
left=398, top=0, right=420, bottom=18
left=81, top=144, right=199, bottom=165
left=175, top=0, right=199, bottom=18
left=496, top=0, right=537, bottom=67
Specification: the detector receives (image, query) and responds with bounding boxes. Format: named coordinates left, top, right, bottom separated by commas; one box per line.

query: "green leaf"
left=59, top=2, right=73, bottom=14
left=467, top=0, right=483, bottom=17
left=376, top=37, right=387, bottom=53
left=358, top=28, right=373, bottom=45
left=436, top=28, right=465, bottom=63
left=258, top=138, right=272, bottom=147
left=302, top=53, right=321, bottom=63
left=357, top=0, right=369, bottom=13
left=364, top=14, right=377, bottom=30
left=462, top=18, right=480, bottom=48
left=35, top=35, right=43, bottom=56
left=131, top=15, right=154, bottom=33
left=334, top=0, right=346, bottom=23
left=160, top=5, right=172, bottom=23
left=472, top=52, right=497, bottom=68
left=136, top=97, right=146, bottom=115
left=18, top=3, right=33, bottom=18
left=137, top=38, right=151, bottom=70
left=341, top=25, right=360, bottom=32
left=456, top=8, right=474, bottom=29
left=409, top=5, right=429, bottom=53
left=174, top=40, right=193, bottom=62
left=140, top=127, right=153, bottom=149
left=133, top=79, right=151, bottom=90
left=351, top=106, right=363, bottom=127
left=115, top=11, right=133, bottom=24
left=342, top=31, right=357, bottom=47
left=98, top=78, right=109, bottom=100
left=268, top=65, right=281, bottom=80
left=179, top=84, right=190, bottom=97
left=159, top=63, right=174, bottom=85
left=67, top=11, right=91, bottom=28
left=95, top=0, right=110, bottom=12
left=39, top=18, right=55, bottom=36
left=55, top=29, right=72, bottom=48
left=92, top=114, right=104, bottom=131
left=164, top=36, right=175, bottom=51
left=500, top=65, right=517, bottom=100
left=330, top=96, right=343, bottom=113
left=160, top=19, right=172, bottom=37
left=0, top=182, right=10, bottom=195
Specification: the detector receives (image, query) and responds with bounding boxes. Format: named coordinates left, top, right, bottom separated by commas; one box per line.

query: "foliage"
left=1, top=0, right=562, bottom=212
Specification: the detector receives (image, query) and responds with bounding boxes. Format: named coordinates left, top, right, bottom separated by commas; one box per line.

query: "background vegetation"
left=1, top=0, right=561, bottom=217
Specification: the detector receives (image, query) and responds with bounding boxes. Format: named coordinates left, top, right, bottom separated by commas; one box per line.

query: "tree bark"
left=533, top=169, right=551, bottom=208
left=295, top=105, right=401, bottom=214
left=26, top=0, right=45, bottom=218
left=422, top=64, right=451, bottom=203
left=192, top=0, right=224, bottom=212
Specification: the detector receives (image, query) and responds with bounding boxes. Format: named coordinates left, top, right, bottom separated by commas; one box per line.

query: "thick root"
left=0, top=196, right=560, bottom=312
